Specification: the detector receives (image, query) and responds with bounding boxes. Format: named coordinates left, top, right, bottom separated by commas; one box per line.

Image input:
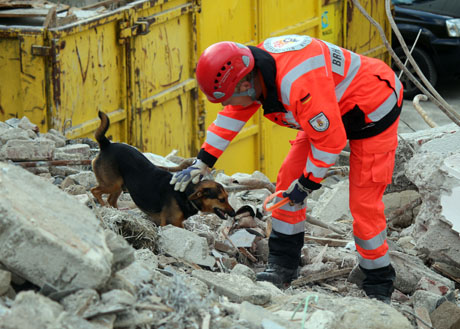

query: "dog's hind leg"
left=107, top=189, right=122, bottom=208
left=91, top=186, right=107, bottom=206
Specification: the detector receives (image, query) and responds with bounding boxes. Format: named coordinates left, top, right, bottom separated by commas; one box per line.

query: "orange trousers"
left=272, top=118, right=399, bottom=269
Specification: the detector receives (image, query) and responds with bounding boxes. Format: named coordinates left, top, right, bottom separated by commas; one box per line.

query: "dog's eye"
left=219, top=198, right=226, bottom=203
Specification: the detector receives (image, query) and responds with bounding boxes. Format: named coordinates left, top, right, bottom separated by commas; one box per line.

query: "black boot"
left=256, top=263, right=299, bottom=288
left=360, top=264, right=396, bottom=304
left=256, top=229, right=304, bottom=288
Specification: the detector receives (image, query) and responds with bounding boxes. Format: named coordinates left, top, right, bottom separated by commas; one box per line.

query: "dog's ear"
left=188, top=190, right=203, bottom=200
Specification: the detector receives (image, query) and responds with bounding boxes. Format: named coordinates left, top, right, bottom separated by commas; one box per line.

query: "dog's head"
left=188, top=180, right=235, bottom=219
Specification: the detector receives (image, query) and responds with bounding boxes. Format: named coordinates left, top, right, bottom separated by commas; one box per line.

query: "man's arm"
left=171, top=102, right=260, bottom=191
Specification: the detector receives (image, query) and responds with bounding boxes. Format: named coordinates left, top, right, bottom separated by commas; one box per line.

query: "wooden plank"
left=0, top=2, right=68, bottom=17
left=0, top=7, right=65, bottom=17
left=291, top=267, right=353, bottom=287
left=0, top=0, right=66, bottom=9
left=304, top=235, right=352, bottom=247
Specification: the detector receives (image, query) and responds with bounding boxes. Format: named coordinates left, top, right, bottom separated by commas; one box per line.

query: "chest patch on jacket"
left=309, top=112, right=329, bottom=132
left=264, top=35, right=312, bottom=53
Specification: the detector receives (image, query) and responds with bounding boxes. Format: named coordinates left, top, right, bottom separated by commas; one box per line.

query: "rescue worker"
left=170, top=35, right=402, bottom=303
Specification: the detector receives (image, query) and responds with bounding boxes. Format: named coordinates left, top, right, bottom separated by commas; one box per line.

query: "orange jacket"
left=198, top=35, right=403, bottom=186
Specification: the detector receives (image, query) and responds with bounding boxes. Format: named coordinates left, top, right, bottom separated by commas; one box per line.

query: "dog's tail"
left=95, top=111, right=111, bottom=150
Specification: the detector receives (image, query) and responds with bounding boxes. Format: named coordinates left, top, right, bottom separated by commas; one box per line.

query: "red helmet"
left=196, top=41, right=255, bottom=103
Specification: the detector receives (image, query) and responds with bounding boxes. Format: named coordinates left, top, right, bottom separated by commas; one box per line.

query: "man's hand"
left=170, top=159, right=209, bottom=192
left=282, top=179, right=311, bottom=206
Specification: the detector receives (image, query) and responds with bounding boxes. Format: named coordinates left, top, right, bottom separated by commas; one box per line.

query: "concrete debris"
left=158, top=226, right=216, bottom=268
left=0, top=270, right=11, bottom=296
left=241, top=293, right=413, bottom=329
left=0, top=115, right=459, bottom=328
left=0, top=162, right=112, bottom=291
left=191, top=270, right=272, bottom=305
left=430, top=301, right=460, bottom=329
left=404, top=129, right=460, bottom=278
left=226, top=229, right=257, bottom=248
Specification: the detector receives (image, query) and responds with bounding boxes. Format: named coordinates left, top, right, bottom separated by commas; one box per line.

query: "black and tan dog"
left=91, top=111, right=235, bottom=227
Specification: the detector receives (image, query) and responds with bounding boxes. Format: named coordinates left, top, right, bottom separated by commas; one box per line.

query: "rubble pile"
left=0, top=116, right=459, bottom=329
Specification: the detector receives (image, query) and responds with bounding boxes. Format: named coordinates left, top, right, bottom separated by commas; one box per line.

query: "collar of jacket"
left=248, top=46, right=287, bottom=114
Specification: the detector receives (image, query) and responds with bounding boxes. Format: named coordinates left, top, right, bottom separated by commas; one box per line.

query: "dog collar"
left=188, top=199, right=201, bottom=213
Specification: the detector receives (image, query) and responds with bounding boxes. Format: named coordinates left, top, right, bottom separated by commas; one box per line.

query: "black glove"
left=282, top=174, right=322, bottom=205
left=283, top=179, right=311, bottom=205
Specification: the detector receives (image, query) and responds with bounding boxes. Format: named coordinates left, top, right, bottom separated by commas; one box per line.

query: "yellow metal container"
left=0, top=31, right=48, bottom=132
left=197, top=0, right=391, bottom=181
left=0, top=0, right=391, bottom=182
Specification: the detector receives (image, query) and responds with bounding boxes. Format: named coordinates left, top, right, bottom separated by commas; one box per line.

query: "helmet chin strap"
left=231, top=78, right=257, bottom=101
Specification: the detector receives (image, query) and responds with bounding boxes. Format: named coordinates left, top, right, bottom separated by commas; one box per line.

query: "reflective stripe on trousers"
left=349, top=118, right=399, bottom=269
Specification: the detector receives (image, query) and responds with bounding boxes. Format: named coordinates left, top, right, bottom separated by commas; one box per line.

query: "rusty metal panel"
left=197, top=0, right=261, bottom=176
left=0, top=31, right=48, bottom=131
left=257, top=0, right=322, bottom=38
left=48, top=13, right=127, bottom=142
left=127, top=0, right=198, bottom=156
left=321, top=0, right=344, bottom=45
left=344, top=0, right=391, bottom=64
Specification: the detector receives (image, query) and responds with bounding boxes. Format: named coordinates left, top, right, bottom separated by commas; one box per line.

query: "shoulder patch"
left=309, top=112, right=329, bottom=132
left=264, top=35, right=312, bottom=53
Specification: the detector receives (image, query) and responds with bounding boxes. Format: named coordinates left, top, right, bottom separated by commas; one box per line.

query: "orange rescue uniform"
left=197, top=35, right=403, bottom=271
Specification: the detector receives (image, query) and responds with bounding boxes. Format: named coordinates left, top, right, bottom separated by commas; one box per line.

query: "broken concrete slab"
left=430, top=301, right=460, bottom=329
left=82, top=289, right=136, bottom=319
left=0, top=128, right=36, bottom=144
left=1, top=139, right=55, bottom=161
left=68, top=171, right=98, bottom=190
left=41, top=132, right=66, bottom=148
left=192, top=270, right=271, bottom=305
left=226, top=229, right=256, bottom=248
left=393, top=123, right=460, bottom=191
left=242, top=293, right=413, bottom=329
left=0, top=162, right=112, bottom=291
left=390, top=251, right=454, bottom=294
left=0, top=291, right=64, bottom=329
left=412, top=289, right=453, bottom=314
left=106, top=249, right=161, bottom=295
left=17, top=117, right=38, bottom=133
left=158, top=226, right=215, bottom=268
left=104, top=230, right=135, bottom=272
left=384, top=190, right=420, bottom=229
left=301, top=244, right=357, bottom=269
left=0, top=269, right=11, bottom=296
left=310, top=179, right=352, bottom=225
left=415, top=276, right=452, bottom=297
left=238, top=301, right=301, bottom=329
left=230, top=264, right=256, bottom=281
left=53, top=144, right=91, bottom=160
left=405, top=131, right=460, bottom=273
left=61, top=288, right=100, bottom=315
